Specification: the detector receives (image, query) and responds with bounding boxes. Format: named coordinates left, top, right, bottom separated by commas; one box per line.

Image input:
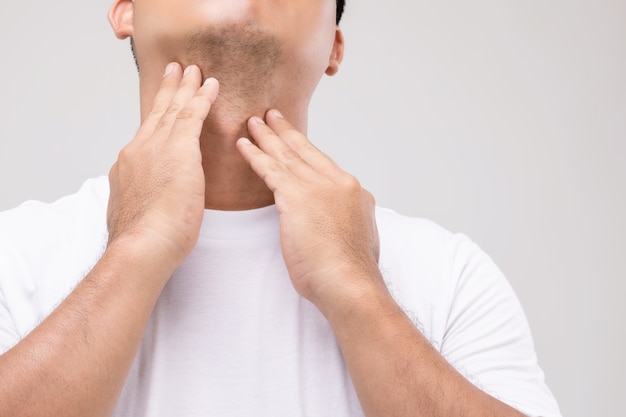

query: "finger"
left=265, top=109, right=343, bottom=177
left=166, top=77, right=220, bottom=147
left=151, top=65, right=206, bottom=142
left=134, top=62, right=184, bottom=142
left=236, top=137, right=296, bottom=193
left=246, top=116, right=316, bottom=179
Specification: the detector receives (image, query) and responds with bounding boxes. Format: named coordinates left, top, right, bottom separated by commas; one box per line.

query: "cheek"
left=132, top=0, right=216, bottom=60
left=282, top=11, right=338, bottom=76
left=277, top=28, right=336, bottom=101
left=131, top=0, right=338, bottom=75
left=294, top=29, right=337, bottom=80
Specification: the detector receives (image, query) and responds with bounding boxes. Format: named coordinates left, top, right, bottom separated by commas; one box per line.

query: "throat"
left=199, top=119, right=275, bottom=211
left=152, top=22, right=309, bottom=210
left=203, top=168, right=275, bottom=211
left=180, top=23, right=282, bottom=211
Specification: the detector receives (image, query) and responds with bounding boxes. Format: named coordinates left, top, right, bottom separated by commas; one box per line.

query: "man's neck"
left=139, top=69, right=309, bottom=211
left=198, top=109, right=276, bottom=211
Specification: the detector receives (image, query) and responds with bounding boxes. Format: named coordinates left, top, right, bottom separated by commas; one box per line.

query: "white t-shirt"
left=0, top=177, right=561, bottom=417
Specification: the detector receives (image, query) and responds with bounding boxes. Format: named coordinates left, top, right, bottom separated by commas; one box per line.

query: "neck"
left=139, top=69, right=310, bottom=211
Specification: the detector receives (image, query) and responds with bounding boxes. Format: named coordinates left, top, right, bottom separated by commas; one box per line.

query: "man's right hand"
left=107, top=63, right=219, bottom=272
left=0, top=64, right=219, bottom=417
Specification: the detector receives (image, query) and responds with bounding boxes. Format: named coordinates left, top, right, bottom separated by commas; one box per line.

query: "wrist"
left=309, top=260, right=391, bottom=321
left=105, top=232, right=180, bottom=284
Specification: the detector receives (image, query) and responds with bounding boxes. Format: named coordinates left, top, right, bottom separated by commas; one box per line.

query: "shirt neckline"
left=199, top=204, right=279, bottom=240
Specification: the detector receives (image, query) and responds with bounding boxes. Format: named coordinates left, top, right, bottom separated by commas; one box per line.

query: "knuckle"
left=116, top=145, right=133, bottom=162
left=165, top=103, right=183, bottom=117
left=340, top=174, right=361, bottom=190
left=280, top=149, right=300, bottom=162
left=302, top=142, right=319, bottom=153
left=255, top=159, right=286, bottom=183
left=363, top=189, right=376, bottom=206
left=153, top=117, right=172, bottom=134
left=265, top=159, right=285, bottom=175
left=148, top=102, right=169, bottom=119
left=175, top=106, right=198, bottom=121
left=108, top=162, right=118, bottom=178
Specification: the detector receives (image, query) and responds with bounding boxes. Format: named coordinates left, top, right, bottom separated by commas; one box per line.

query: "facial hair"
left=185, top=22, right=284, bottom=113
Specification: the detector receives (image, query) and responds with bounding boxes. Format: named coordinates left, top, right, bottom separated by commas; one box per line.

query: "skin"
left=125, top=0, right=342, bottom=210
left=0, top=0, right=527, bottom=416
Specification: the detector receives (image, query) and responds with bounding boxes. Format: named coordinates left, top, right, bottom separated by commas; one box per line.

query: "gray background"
left=1, top=1, right=624, bottom=416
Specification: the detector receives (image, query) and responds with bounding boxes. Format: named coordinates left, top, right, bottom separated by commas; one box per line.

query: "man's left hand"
left=236, top=109, right=382, bottom=314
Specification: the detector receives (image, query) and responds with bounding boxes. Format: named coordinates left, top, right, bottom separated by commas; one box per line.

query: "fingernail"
left=183, top=66, right=193, bottom=76
left=203, top=77, right=217, bottom=87
left=252, top=116, right=265, bottom=125
left=163, top=63, right=176, bottom=77
left=239, top=138, right=252, bottom=145
left=271, top=109, right=284, bottom=119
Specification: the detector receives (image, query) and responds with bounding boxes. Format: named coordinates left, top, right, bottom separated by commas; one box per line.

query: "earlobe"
left=325, top=29, right=345, bottom=76
left=108, top=0, right=135, bottom=40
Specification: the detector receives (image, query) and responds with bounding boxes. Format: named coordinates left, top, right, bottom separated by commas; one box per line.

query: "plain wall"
left=1, top=1, right=624, bottom=416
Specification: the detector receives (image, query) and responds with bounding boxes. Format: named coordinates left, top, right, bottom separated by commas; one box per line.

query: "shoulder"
left=0, top=177, right=110, bottom=338
left=0, top=175, right=110, bottom=270
left=375, top=206, right=454, bottom=254
left=374, top=208, right=466, bottom=341
left=375, top=208, right=561, bottom=416
left=374, top=207, right=515, bottom=346
left=375, top=206, right=496, bottom=283
left=0, top=176, right=109, bottom=236
left=375, top=206, right=481, bottom=289
left=376, top=206, right=482, bottom=252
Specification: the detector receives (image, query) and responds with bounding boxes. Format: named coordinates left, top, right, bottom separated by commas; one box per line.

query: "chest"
left=115, top=239, right=363, bottom=416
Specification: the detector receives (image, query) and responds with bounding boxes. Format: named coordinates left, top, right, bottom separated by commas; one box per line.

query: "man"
left=0, top=0, right=561, bottom=416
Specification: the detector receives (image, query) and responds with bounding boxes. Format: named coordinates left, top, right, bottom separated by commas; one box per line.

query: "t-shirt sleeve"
left=0, top=177, right=109, bottom=357
left=440, top=233, right=561, bottom=417
left=0, top=278, right=20, bottom=355
left=0, top=235, right=23, bottom=354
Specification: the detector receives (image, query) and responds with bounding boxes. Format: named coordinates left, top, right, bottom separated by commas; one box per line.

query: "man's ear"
left=325, top=29, right=345, bottom=76
left=108, top=0, right=135, bottom=39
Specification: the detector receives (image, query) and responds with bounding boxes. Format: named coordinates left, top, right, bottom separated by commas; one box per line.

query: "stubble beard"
left=185, top=22, right=285, bottom=119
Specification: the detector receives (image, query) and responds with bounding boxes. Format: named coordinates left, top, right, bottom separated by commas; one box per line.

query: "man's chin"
left=184, top=22, right=283, bottom=95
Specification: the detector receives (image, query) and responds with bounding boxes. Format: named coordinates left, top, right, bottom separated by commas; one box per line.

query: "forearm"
left=237, top=108, right=525, bottom=415
left=319, top=268, right=526, bottom=417
left=0, top=238, right=172, bottom=417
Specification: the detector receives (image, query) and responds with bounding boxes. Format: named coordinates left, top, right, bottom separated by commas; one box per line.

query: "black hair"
left=337, top=0, right=345, bottom=24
